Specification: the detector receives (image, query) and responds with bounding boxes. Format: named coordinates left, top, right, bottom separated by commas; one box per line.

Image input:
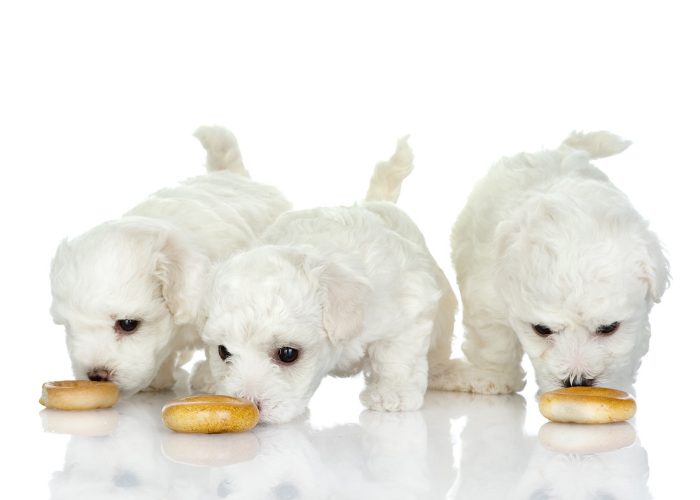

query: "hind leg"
left=424, top=264, right=524, bottom=394
left=426, top=268, right=461, bottom=390
left=458, top=317, right=525, bottom=394
left=428, top=329, right=524, bottom=394
left=431, top=287, right=525, bottom=394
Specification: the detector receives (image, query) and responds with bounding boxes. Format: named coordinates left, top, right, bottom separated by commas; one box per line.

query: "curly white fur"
left=196, top=138, right=458, bottom=423
left=442, top=131, right=669, bottom=395
left=50, top=126, right=291, bottom=395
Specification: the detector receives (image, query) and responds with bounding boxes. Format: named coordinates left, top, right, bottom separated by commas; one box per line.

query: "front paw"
left=360, top=384, right=424, bottom=412
left=146, top=370, right=176, bottom=391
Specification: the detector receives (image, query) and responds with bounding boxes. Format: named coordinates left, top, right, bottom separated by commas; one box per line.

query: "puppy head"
left=202, top=245, right=368, bottom=424
left=206, top=422, right=331, bottom=500
left=497, top=186, right=669, bottom=393
left=50, top=217, right=208, bottom=394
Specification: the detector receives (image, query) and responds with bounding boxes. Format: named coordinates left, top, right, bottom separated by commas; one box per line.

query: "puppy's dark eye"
left=218, top=345, right=232, bottom=361
left=277, top=346, right=299, bottom=364
left=113, top=470, right=140, bottom=488
left=273, top=482, right=300, bottom=499
left=596, top=322, right=620, bottom=336
left=532, top=324, right=554, bottom=337
left=115, top=319, right=139, bottom=334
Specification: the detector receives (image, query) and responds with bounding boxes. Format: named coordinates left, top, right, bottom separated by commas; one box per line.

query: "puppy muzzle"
left=562, top=376, right=596, bottom=388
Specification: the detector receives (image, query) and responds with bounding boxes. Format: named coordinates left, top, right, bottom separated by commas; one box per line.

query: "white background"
left=1, top=1, right=698, bottom=498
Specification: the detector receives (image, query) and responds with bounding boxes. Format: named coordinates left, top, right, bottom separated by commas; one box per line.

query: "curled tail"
left=560, top=130, right=631, bottom=159
left=365, top=136, right=414, bottom=203
left=193, top=125, right=249, bottom=177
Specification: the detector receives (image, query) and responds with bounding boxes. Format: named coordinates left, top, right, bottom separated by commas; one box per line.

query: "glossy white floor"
left=0, top=370, right=642, bottom=500
left=9, top=344, right=697, bottom=500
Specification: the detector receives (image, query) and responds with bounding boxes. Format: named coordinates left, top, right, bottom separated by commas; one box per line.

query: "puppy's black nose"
left=562, top=377, right=595, bottom=388
left=87, top=368, right=111, bottom=382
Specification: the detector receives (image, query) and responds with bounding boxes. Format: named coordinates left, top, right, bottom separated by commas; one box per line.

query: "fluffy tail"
left=365, top=136, right=414, bottom=203
left=193, top=125, right=249, bottom=177
left=560, top=130, right=631, bottom=159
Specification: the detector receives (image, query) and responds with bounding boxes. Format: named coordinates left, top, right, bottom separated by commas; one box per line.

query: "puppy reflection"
left=48, top=390, right=650, bottom=499
left=356, top=411, right=431, bottom=500
left=443, top=392, right=651, bottom=500
left=49, top=393, right=178, bottom=500
left=512, top=443, right=650, bottom=500
left=210, top=424, right=331, bottom=500
left=210, top=412, right=433, bottom=500
left=453, top=393, right=534, bottom=498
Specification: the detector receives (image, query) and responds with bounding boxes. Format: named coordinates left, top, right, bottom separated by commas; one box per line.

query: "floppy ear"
left=315, top=261, right=371, bottom=344
left=637, top=230, right=670, bottom=304
left=49, top=238, right=71, bottom=324
left=155, top=232, right=210, bottom=325
left=494, top=219, right=520, bottom=260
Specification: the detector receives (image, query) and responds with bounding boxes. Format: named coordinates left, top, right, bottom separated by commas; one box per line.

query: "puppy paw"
left=429, top=359, right=524, bottom=394
left=463, top=366, right=524, bottom=394
left=146, top=369, right=176, bottom=391
left=360, top=384, right=424, bottom=412
left=428, top=359, right=471, bottom=391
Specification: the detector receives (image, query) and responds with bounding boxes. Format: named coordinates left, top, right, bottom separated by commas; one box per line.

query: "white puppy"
left=198, top=138, right=458, bottom=423
left=439, top=131, right=669, bottom=394
left=50, top=127, right=291, bottom=395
